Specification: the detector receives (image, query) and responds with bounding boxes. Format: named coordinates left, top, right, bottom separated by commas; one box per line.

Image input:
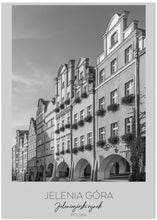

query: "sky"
left=12, top=5, right=145, bottom=145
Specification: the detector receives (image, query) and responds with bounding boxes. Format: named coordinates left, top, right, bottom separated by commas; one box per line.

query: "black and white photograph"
left=2, top=3, right=156, bottom=219
left=12, top=5, right=146, bottom=182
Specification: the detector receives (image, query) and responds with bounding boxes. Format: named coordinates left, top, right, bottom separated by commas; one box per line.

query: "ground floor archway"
left=46, top=163, right=54, bottom=178
left=98, top=154, right=131, bottom=181
left=56, top=161, right=69, bottom=179
left=74, top=159, right=91, bottom=181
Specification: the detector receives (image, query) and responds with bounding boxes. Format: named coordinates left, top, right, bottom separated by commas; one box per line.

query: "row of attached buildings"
left=12, top=11, right=146, bottom=181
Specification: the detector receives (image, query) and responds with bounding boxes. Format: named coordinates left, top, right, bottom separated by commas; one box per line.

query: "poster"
left=1, top=3, right=156, bottom=219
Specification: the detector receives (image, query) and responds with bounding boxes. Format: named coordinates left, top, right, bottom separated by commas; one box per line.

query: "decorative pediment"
left=106, top=13, right=120, bottom=33
left=76, top=58, right=87, bottom=68
left=58, top=64, right=68, bottom=77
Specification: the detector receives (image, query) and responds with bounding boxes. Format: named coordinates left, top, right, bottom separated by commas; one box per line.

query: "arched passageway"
left=46, top=163, right=54, bottom=178
left=98, top=154, right=130, bottom=181
left=74, top=159, right=91, bottom=181
left=56, top=161, right=69, bottom=179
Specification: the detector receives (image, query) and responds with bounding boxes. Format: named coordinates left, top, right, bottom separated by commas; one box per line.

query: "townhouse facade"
left=54, top=60, right=75, bottom=180
left=28, top=118, right=37, bottom=181
left=15, top=130, right=28, bottom=181
left=23, top=133, right=28, bottom=180
left=36, top=99, right=49, bottom=181
left=44, top=101, right=56, bottom=181
left=12, top=144, right=18, bottom=180
left=95, top=11, right=145, bottom=180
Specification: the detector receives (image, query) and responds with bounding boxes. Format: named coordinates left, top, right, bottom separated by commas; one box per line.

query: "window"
left=62, top=81, right=65, bottom=89
left=76, top=91, right=80, bottom=97
left=67, top=139, right=70, bottom=149
left=74, top=113, right=78, bottom=123
left=67, top=115, right=70, bottom=124
left=99, top=97, right=105, bottom=109
left=111, top=58, right=117, bottom=74
left=62, top=141, right=65, bottom=151
left=57, top=143, right=59, bottom=152
left=79, top=71, right=83, bottom=80
left=125, top=46, right=132, bottom=63
left=125, top=80, right=134, bottom=96
left=87, top=105, right=92, bottom=116
left=80, top=109, right=84, bottom=120
left=99, top=69, right=105, bottom=83
left=87, top=132, right=92, bottom=144
left=80, top=135, right=85, bottom=146
left=111, top=89, right=118, bottom=104
left=83, top=85, right=87, bottom=93
left=111, top=32, right=118, bottom=48
left=111, top=122, right=118, bottom=137
left=125, top=117, right=133, bottom=134
left=99, top=127, right=105, bottom=140
left=74, top=138, right=78, bottom=148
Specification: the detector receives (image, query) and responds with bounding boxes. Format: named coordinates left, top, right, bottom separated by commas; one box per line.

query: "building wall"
left=28, top=118, right=37, bottom=181
left=95, top=11, right=146, bottom=180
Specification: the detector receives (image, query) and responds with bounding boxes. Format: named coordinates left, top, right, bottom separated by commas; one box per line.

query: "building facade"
left=95, top=11, right=146, bottom=180
left=28, top=118, right=37, bottom=181
left=15, top=130, right=28, bottom=181
left=71, top=58, right=94, bottom=181
left=12, top=144, right=18, bottom=180
left=36, top=98, right=49, bottom=181
left=54, top=60, right=75, bottom=180
left=44, top=100, right=56, bottom=181
left=23, top=133, right=28, bottom=181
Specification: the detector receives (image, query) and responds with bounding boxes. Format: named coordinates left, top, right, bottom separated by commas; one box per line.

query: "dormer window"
left=111, top=31, right=118, bottom=48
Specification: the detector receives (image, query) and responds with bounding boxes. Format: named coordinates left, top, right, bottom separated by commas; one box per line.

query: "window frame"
left=111, top=58, right=117, bottom=75
left=110, top=31, right=118, bottom=48
left=99, top=127, right=105, bottom=141
left=111, top=89, right=118, bottom=104
left=125, top=117, right=133, bottom=134
left=125, top=80, right=134, bottom=96
left=111, top=122, right=118, bottom=137
left=99, top=97, right=105, bottom=110
left=125, top=45, right=132, bottom=64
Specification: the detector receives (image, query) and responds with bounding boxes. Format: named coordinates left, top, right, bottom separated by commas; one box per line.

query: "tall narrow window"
left=125, top=80, right=134, bottom=96
left=125, top=117, right=133, bottom=134
left=87, top=105, right=92, bottom=116
left=74, top=113, right=78, bottom=123
left=111, top=32, right=118, bottom=48
left=80, top=135, right=85, bottom=146
left=67, top=114, right=70, bottom=124
left=111, top=122, right=118, bottom=137
left=87, top=132, right=92, bottom=145
left=80, top=109, right=84, bottom=120
left=99, top=97, right=105, bottom=109
left=111, top=89, right=118, bottom=104
left=111, top=58, right=117, bottom=74
left=74, top=138, right=78, bottom=148
left=99, top=127, right=105, bottom=140
left=99, top=69, right=105, bottom=83
left=125, top=46, right=132, bottom=63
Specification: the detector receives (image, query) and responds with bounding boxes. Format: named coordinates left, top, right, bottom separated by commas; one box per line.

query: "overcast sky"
left=12, top=5, right=145, bottom=145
